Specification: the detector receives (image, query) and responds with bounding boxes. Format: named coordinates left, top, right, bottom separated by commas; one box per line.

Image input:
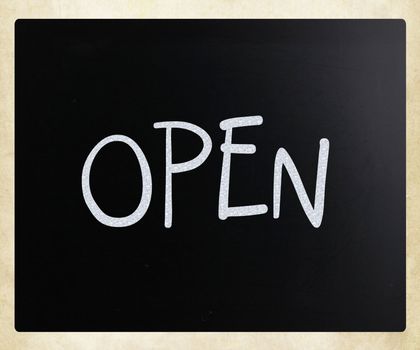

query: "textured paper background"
left=0, top=1, right=418, bottom=349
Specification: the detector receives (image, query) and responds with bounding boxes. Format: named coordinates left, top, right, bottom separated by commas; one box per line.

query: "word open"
left=81, top=116, right=330, bottom=228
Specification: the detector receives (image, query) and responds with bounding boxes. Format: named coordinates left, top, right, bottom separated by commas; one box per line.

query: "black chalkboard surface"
left=15, top=20, right=405, bottom=331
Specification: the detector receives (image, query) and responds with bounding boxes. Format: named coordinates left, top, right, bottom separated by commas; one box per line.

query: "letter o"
left=81, top=135, right=152, bottom=227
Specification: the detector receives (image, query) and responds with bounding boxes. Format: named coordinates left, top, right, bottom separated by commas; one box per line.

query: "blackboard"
left=15, top=19, right=405, bottom=331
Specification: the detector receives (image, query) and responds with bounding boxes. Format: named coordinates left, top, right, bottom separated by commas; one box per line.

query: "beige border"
left=1, top=1, right=419, bottom=349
